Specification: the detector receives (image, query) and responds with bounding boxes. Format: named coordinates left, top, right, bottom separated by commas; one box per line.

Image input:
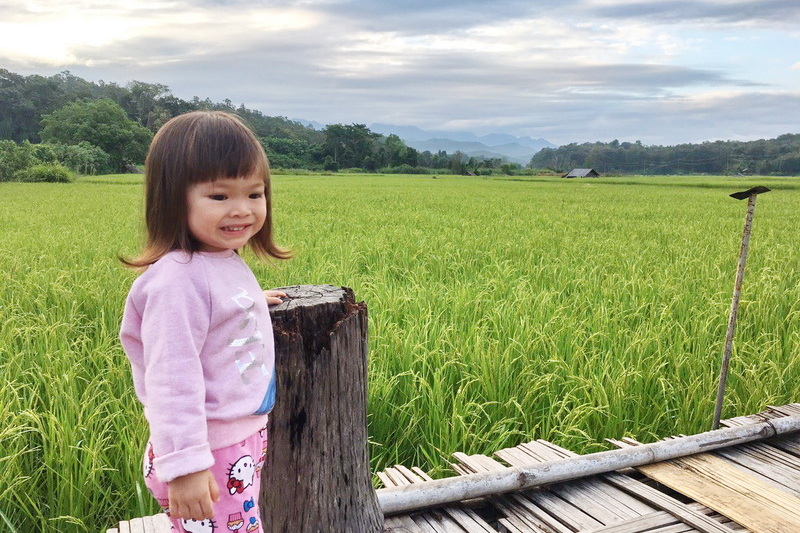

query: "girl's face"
left=186, top=173, right=267, bottom=253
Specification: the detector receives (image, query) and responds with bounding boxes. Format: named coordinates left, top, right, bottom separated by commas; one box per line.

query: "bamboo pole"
left=377, top=415, right=800, bottom=516
left=712, top=198, right=756, bottom=429
left=712, top=189, right=765, bottom=429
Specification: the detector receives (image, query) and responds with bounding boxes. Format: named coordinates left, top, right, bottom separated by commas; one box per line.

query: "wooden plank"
left=386, top=467, right=413, bottom=486
left=716, top=444, right=800, bottom=497
left=396, top=464, right=423, bottom=482
left=128, top=517, right=145, bottom=533
left=526, top=439, right=735, bottom=533
left=720, top=405, right=800, bottom=428
left=603, top=525, right=693, bottom=533
left=378, top=470, right=396, bottom=488
left=497, top=518, right=527, bottom=533
left=377, top=464, right=497, bottom=533
left=496, top=446, right=635, bottom=525
left=505, top=493, right=582, bottom=533
left=416, top=512, right=463, bottom=533
left=413, top=467, right=435, bottom=481
left=412, top=514, right=447, bottom=533
left=381, top=417, right=800, bottom=516
left=108, top=514, right=171, bottom=533
left=514, top=440, right=652, bottom=518
left=453, top=452, right=577, bottom=532
left=142, top=516, right=158, bottom=533
left=505, top=441, right=653, bottom=519
left=770, top=433, right=800, bottom=456
left=493, top=502, right=551, bottom=533
left=584, top=502, right=750, bottom=533
left=452, top=453, right=571, bottom=533
left=602, top=472, right=734, bottom=533
left=768, top=404, right=800, bottom=417
left=149, top=514, right=171, bottom=533
left=455, top=453, right=575, bottom=533
left=395, top=466, right=495, bottom=533
left=579, top=511, right=684, bottom=533
left=635, top=452, right=800, bottom=533
left=385, top=514, right=428, bottom=533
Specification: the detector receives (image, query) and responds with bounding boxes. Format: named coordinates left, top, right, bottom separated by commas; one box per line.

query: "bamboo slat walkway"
left=107, top=404, right=800, bottom=533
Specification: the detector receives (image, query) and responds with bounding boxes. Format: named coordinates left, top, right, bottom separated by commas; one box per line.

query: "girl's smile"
left=186, top=174, right=267, bottom=253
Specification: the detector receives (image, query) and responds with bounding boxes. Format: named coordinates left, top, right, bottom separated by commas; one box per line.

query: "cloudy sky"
left=2, top=0, right=799, bottom=146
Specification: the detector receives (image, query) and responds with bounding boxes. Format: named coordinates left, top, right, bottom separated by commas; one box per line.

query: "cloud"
left=0, top=1, right=322, bottom=66
left=588, top=0, right=800, bottom=26
left=1, top=0, right=798, bottom=145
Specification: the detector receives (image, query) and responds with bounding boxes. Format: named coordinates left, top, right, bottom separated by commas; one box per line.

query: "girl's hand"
left=264, top=289, right=287, bottom=306
left=168, top=469, right=220, bottom=520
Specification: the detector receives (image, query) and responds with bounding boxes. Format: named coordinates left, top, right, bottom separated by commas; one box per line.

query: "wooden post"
left=260, top=285, right=383, bottom=533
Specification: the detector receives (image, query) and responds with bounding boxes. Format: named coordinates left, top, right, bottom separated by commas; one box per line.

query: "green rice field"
left=1, top=173, right=799, bottom=531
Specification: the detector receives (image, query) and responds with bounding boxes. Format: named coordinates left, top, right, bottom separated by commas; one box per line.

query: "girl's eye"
left=249, top=193, right=263, bottom=199
left=210, top=194, right=226, bottom=201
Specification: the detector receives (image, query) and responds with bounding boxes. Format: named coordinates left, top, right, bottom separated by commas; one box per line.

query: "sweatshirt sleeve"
left=137, top=260, right=215, bottom=482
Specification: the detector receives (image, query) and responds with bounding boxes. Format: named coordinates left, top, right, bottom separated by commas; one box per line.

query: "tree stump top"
left=269, top=284, right=353, bottom=314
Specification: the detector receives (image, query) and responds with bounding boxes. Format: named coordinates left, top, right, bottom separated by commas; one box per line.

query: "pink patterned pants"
left=143, top=427, right=268, bottom=533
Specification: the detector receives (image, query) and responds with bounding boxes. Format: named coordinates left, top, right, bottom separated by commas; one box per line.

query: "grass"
left=1, top=173, right=799, bottom=531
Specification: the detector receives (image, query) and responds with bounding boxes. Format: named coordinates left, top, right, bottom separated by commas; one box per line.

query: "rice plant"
left=1, top=174, right=799, bottom=531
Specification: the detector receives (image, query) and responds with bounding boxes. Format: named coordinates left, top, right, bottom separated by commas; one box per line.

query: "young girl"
left=120, top=110, right=290, bottom=532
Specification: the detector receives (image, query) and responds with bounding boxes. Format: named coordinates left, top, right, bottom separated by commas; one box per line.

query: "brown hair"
left=122, top=110, right=291, bottom=268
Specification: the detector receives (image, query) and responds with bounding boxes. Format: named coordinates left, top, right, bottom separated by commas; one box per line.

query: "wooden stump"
left=261, top=285, right=383, bottom=533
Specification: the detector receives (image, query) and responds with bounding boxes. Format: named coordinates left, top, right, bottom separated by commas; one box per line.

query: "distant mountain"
left=293, top=118, right=325, bottom=130
left=369, top=123, right=555, bottom=165
left=292, top=120, right=556, bottom=164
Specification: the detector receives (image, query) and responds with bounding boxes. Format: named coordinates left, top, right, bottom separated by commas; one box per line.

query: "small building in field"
left=562, top=168, right=600, bottom=178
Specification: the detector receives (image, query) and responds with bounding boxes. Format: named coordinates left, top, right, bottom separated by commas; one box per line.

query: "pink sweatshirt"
left=120, top=249, right=275, bottom=482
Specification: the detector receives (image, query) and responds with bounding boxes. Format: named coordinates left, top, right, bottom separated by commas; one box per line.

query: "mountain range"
left=296, top=120, right=555, bottom=165
left=370, top=124, right=555, bottom=165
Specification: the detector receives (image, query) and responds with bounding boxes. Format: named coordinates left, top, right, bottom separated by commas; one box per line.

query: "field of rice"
left=1, top=173, right=799, bottom=532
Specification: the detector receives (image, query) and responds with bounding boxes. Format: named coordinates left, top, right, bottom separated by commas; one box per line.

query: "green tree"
left=123, top=81, right=172, bottom=132
left=449, top=151, right=467, bottom=175
left=322, top=155, right=338, bottom=171
left=323, top=124, right=379, bottom=168
left=40, top=99, right=152, bottom=172
left=0, top=69, right=63, bottom=142
left=262, top=137, right=318, bottom=169
left=383, top=134, right=408, bottom=167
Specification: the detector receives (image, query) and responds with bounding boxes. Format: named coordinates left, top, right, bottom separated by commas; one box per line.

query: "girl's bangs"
left=184, top=115, right=267, bottom=184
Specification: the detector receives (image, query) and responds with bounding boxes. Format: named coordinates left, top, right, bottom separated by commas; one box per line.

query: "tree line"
left=0, top=69, right=524, bottom=180
left=3, top=68, right=798, bottom=179
left=529, top=136, right=800, bottom=176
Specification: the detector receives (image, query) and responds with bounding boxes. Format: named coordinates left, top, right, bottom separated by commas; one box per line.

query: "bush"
left=0, top=140, right=37, bottom=181
left=380, top=164, right=428, bottom=174
left=48, top=142, right=112, bottom=175
left=14, top=163, right=74, bottom=183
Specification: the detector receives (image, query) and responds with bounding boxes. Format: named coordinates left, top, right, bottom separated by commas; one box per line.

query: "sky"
left=1, top=0, right=799, bottom=146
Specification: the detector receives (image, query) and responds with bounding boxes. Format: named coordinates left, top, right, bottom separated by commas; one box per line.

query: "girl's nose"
left=230, top=199, right=251, bottom=216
